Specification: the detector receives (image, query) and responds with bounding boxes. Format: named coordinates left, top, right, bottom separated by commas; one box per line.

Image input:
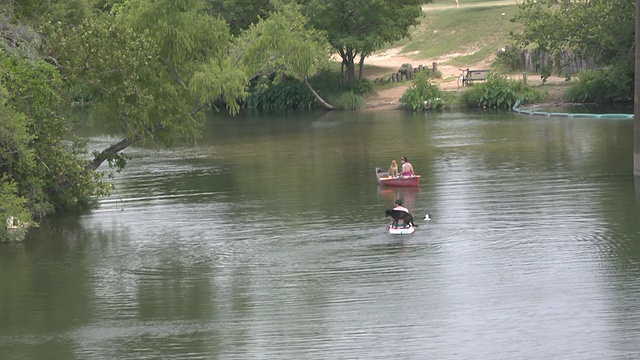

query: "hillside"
left=362, top=0, right=571, bottom=109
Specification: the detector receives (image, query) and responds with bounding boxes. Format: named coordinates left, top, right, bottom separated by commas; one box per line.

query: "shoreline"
left=363, top=81, right=570, bottom=111
left=360, top=60, right=571, bottom=111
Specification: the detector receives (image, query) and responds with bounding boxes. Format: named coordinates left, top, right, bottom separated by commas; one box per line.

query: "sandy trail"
left=363, top=48, right=484, bottom=109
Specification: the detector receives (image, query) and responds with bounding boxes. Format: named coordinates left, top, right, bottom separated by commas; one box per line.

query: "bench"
left=458, top=69, right=491, bottom=87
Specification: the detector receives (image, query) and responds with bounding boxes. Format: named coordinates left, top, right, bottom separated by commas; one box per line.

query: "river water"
left=2, top=109, right=640, bottom=359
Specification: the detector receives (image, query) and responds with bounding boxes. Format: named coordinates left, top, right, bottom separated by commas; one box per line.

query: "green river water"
left=1, top=109, right=639, bottom=359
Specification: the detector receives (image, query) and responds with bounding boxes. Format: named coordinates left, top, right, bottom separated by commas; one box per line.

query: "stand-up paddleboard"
left=388, top=224, right=415, bottom=235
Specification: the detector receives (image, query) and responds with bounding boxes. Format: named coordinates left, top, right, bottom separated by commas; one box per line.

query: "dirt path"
left=362, top=50, right=459, bottom=110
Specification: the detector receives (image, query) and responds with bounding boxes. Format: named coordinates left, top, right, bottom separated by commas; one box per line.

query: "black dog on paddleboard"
left=385, top=209, right=418, bottom=228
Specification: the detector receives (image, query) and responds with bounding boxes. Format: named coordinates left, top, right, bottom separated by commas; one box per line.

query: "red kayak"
left=376, top=167, right=421, bottom=187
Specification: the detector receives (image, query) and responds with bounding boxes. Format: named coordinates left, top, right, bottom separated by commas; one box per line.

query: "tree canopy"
left=45, top=0, right=248, bottom=173
left=1, top=0, right=338, bottom=237
left=205, top=0, right=273, bottom=36
left=0, top=49, right=111, bottom=241
left=301, top=0, right=430, bottom=87
left=233, top=3, right=334, bottom=108
left=511, top=0, right=634, bottom=81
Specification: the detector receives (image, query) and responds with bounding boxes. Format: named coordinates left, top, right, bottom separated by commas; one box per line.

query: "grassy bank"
left=382, top=0, right=521, bottom=67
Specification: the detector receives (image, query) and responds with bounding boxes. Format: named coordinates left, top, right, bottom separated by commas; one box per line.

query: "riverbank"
left=362, top=49, right=571, bottom=110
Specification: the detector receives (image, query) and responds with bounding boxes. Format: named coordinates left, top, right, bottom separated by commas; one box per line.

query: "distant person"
left=388, top=159, right=399, bottom=177
left=393, top=199, right=409, bottom=213
left=401, top=156, right=415, bottom=177
left=387, top=199, right=413, bottom=228
left=456, top=0, right=459, bottom=8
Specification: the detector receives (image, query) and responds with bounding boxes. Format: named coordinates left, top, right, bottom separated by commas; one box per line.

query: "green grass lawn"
left=384, top=0, right=522, bottom=67
left=337, top=0, right=532, bottom=86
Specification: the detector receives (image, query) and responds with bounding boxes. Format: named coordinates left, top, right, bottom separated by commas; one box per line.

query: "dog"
left=385, top=209, right=418, bottom=228
left=388, top=160, right=399, bottom=177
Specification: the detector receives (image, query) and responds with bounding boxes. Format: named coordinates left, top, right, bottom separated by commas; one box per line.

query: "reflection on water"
left=377, top=186, right=421, bottom=213
left=1, top=110, right=640, bottom=359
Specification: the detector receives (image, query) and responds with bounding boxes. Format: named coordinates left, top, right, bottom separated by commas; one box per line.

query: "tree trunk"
left=344, top=48, right=357, bottom=87
left=83, top=123, right=164, bottom=172
left=358, top=53, right=368, bottom=80
left=340, top=58, right=346, bottom=88
left=83, top=103, right=211, bottom=173
left=304, top=78, right=336, bottom=110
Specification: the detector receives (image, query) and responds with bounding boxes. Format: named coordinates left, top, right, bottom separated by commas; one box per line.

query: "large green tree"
left=205, top=0, right=273, bottom=36
left=511, top=0, right=634, bottom=82
left=8, top=0, right=96, bottom=26
left=232, top=3, right=335, bottom=109
left=0, top=49, right=111, bottom=240
left=3, top=0, right=246, bottom=235
left=0, top=80, right=34, bottom=238
left=45, top=0, right=247, bottom=172
left=1, top=0, right=336, bottom=237
left=301, top=0, right=430, bottom=87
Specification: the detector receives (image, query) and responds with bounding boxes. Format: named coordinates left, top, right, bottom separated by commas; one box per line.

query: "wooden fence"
left=520, top=48, right=597, bottom=74
left=374, top=48, right=598, bottom=84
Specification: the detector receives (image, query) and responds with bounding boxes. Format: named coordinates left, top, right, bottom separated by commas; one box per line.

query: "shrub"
left=563, top=68, right=633, bottom=103
left=245, top=71, right=373, bottom=110
left=0, top=177, right=33, bottom=242
left=245, top=77, right=316, bottom=109
left=400, top=70, right=454, bottom=110
left=331, top=91, right=366, bottom=110
left=353, top=78, right=375, bottom=96
left=308, top=70, right=342, bottom=94
left=492, top=45, right=523, bottom=73
left=309, top=70, right=375, bottom=96
left=459, top=74, right=547, bottom=108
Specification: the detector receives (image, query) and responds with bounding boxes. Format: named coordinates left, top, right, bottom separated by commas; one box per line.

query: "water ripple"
left=4, top=113, right=640, bottom=360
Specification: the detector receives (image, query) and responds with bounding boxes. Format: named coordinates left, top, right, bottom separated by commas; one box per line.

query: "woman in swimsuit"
left=401, top=156, right=415, bottom=177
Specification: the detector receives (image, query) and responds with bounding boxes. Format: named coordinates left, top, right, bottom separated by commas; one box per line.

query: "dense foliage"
left=301, top=0, right=431, bottom=87
left=0, top=51, right=111, bottom=240
left=231, top=3, right=335, bottom=109
left=206, top=0, right=273, bottom=36
left=492, top=46, right=523, bottom=73
left=245, top=78, right=316, bottom=110
left=0, top=81, right=35, bottom=241
left=400, top=70, right=455, bottom=111
left=511, top=0, right=634, bottom=101
left=563, top=68, right=633, bottom=104
left=244, top=71, right=374, bottom=111
left=459, top=74, right=547, bottom=109
left=1, top=0, right=333, bottom=238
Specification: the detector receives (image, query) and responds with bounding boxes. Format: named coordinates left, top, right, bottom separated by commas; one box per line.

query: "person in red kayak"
left=400, top=156, right=415, bottom=177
